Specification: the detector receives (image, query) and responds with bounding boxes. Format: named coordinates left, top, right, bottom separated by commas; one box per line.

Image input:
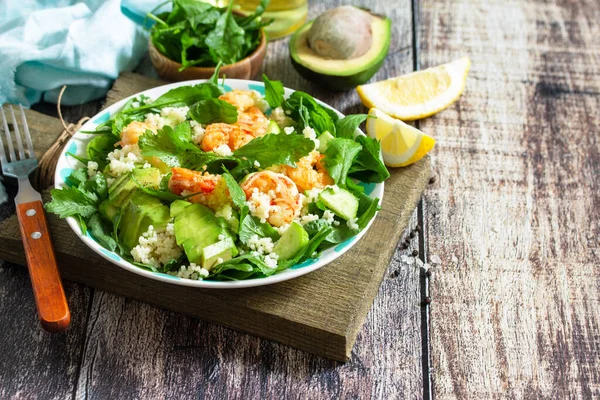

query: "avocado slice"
left=119, top=190, right=170, bottom=250
left=201, top=237, right=238, bottom=270
left=272, top=222, right=309, bottom=261
left=99, top=199, right=118, bottom=221
left=171, top=203, right=238, bottom=269
left=170, top=199, right=192, bottom=219
left=289, top=7, right=391, bottom=90
left=108, top=167, right=162, bottom=207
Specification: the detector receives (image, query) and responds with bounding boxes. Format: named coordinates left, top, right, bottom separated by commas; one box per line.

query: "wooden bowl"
left=148, top=29, right=267, bottom=82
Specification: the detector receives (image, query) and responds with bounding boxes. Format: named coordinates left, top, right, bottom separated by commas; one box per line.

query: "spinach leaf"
left=86, top=134, right=119, bottom=170
left=238, top=214, right=280, bottom=244
left=205, top=2, right=245, bottom=64
left=88, top=213, right=117, bottom=251
left=323, top=138, right=362, bottom=187
left=285, top=91, right=337, bottom=135
left=189, top=98, right=238, bottom=124
left=349, top=136, right=390, bottom=183
left=335, top=114, right=368, bottom=139
left=262, top=74, right=284, bottom=109
left=129, top=82, right=223, bottom=113
left=233, top=133, right=314, bottom=169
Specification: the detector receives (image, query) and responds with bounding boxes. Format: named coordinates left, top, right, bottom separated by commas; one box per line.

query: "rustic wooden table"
left=1, top=0, right=599, bottom=398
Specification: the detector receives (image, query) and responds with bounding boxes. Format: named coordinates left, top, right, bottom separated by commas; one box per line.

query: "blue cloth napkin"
left=0, top=0, right=164, bottom=107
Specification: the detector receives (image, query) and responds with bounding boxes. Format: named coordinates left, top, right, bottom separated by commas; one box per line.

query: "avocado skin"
left=291, top=56, right=387, bottom=91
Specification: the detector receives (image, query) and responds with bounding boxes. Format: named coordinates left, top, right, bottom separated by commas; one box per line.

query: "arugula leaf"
left=128, top=82, right=223, bottom=113
left=205, top=2, right=245, bottom=64
left=335, top=114, right=368, bottom=139
left=189, top=98, right=238, bottom=124
left=349, top=136, right=390, bottom=183
left=323, top=138, right=362, bottom=187
left=262, top=74, right=284, bottom=109
left=139, top=122, right=233, bottom=169
left=233, top=133, right=314, bottom=169
left=222, top=170, right=246, bottom=209
left=86, top=134, right=119, bottom=170
left=238, top=214, right=280, bottom=244
left=88, top=213, right=117, bottom=251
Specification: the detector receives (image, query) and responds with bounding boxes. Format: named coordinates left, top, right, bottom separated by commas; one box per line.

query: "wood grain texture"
left=418, top=0, right=600, bottom=398
left=0, top=264, right=91, bottom=399
left=0, top=0, right=428, bottom=397
left=17, top=201, right=70, bottom=332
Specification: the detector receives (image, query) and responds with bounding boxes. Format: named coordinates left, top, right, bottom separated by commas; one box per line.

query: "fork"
left=1, top=104, right=70, bottom=332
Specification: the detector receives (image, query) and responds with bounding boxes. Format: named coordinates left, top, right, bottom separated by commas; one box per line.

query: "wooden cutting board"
left=0, top=72, right=431, bottom=361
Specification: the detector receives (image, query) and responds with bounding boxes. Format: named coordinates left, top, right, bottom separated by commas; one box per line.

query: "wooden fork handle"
left=16, top=201, right=70, bottom=332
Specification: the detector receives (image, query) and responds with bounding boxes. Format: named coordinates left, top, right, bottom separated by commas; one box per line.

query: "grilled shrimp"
left=120, top=121, right=157, bottom=146
left=201, top=123, right=254, bottom=152
left=240, top=171, right=301, bottom=227
left=219, top=90, right=269, bottom=136
left=283, top=151, right=334, bottom=191
left=219, top=90, right=257, bottom=112
left=168, top=167, right=231, bottom=211
left=236, top=106, right=269, bottom=137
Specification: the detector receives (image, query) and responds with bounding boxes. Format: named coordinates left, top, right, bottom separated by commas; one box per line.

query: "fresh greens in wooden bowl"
left=147, top=0, right=271, bottom=70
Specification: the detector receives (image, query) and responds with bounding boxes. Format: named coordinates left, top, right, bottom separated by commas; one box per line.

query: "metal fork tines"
left=1, top=104, right=41, bottom=203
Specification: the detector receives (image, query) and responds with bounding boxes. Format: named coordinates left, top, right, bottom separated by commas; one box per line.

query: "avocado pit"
left=307, top=6, right=373, bottom=60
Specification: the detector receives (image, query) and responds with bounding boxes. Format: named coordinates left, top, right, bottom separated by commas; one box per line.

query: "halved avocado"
left=289, top=7, right=391, bottom=91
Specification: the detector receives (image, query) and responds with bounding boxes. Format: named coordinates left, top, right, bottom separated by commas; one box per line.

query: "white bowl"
left=54, top=79, right=384, bottom=288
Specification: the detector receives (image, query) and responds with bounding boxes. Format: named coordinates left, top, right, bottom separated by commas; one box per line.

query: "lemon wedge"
left=357, top=57, right=471, bottom=120
left=366, top=108, right=435, bottom=167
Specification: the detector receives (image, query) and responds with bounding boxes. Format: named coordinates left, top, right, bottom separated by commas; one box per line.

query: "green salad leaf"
left=222, top=170, right=246, bottom=209
left=130, top=82, right=223, bottom=114
left=350, top=136, right=390, bottom=183
left=189, top=98, right=238, bottom=124
left=262, top=74, right=284, bottom=109
left=335, top=114, right=368, bottom=139
left=148, top=0, right=270, bottom=70
left=239, top=215, right=280, bottom=244
left=285, top=91, right=337, bottom=135
left=139, top=122, right=232, bottom=168
left=205, top=2, right=245, bottom=64
left=88, top=213, right=117, bottom=251
left=46, top=170, right=108, bottom=220
left=233, top=133, right=314, bottom=169
left=323, top=138, right=362, bottom=187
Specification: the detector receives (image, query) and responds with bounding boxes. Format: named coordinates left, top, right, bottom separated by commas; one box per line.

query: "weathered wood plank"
left=0, top=262, right=92, bottom=399
left=419, top=0, right=600, bottom=397
left=70, top=0, right=425, bottom=397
